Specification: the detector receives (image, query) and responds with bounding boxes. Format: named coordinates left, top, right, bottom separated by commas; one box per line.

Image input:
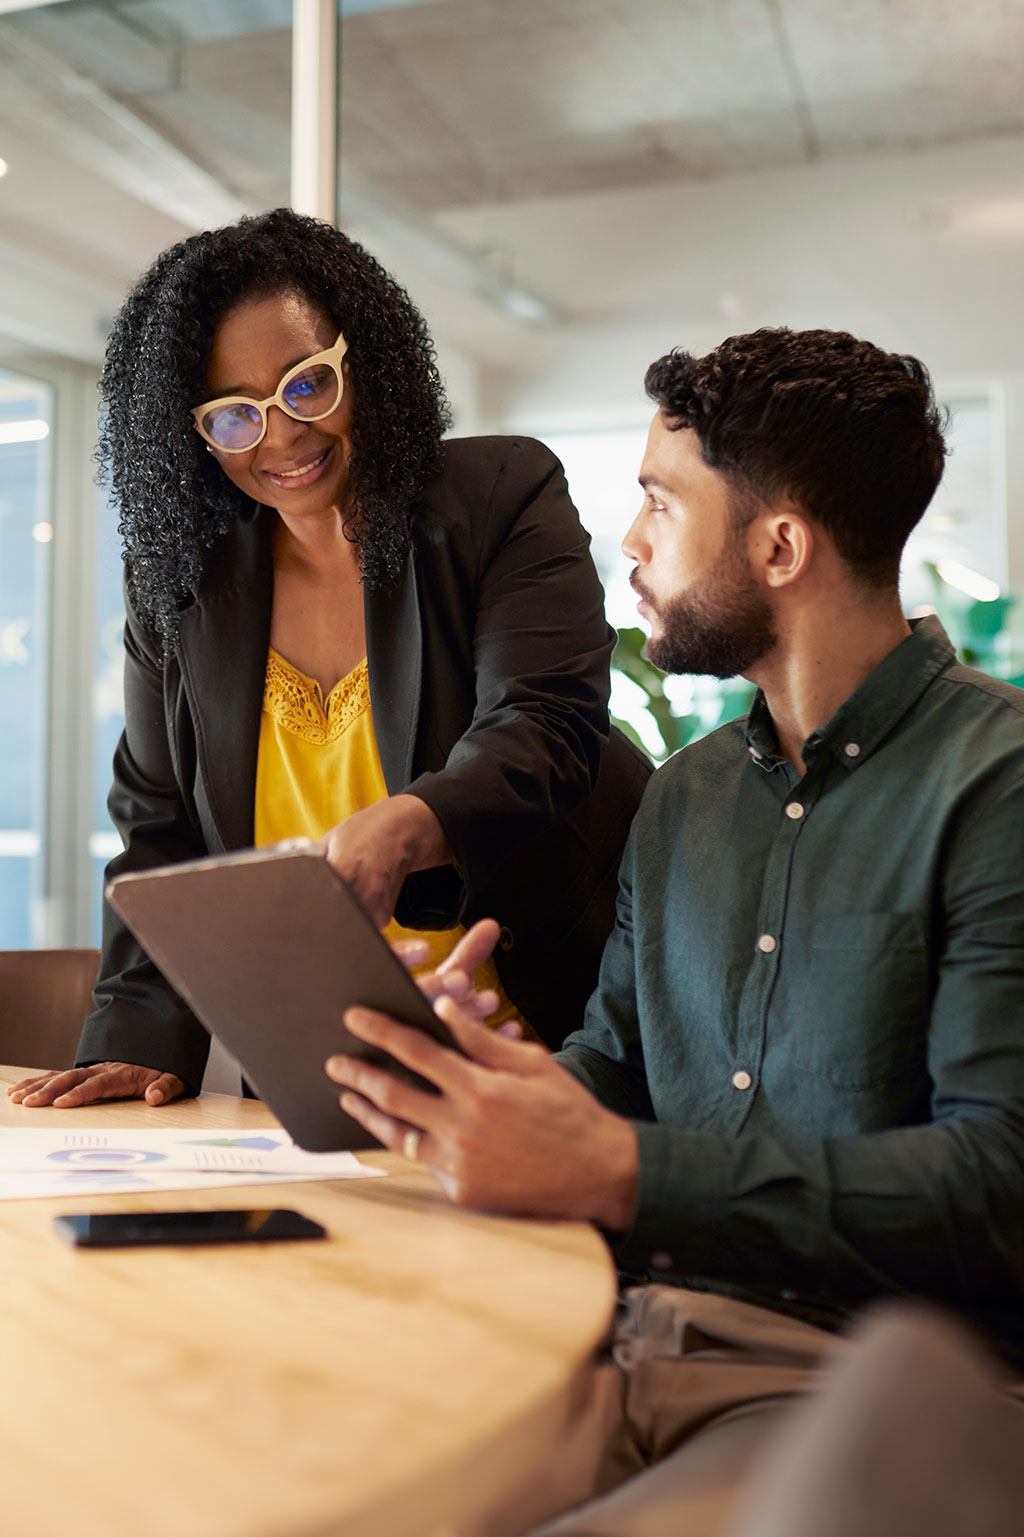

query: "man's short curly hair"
left=99, top=207, right=451, bottom=637
left=645, top=328, right=948, bottom=587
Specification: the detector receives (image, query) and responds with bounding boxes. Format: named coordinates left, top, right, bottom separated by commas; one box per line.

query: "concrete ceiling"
left=341, top=0, right=1024, bottom=206
left=0, top=0, right=1022, bottom=393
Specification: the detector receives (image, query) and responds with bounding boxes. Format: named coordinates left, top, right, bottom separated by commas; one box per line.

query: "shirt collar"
left=744, top=615, right=957, bottom=773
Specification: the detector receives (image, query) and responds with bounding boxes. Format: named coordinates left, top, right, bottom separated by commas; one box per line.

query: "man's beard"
left=633, top=534, right=777, bottom=679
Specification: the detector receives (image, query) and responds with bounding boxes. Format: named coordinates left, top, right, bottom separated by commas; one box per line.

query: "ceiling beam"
left=0, top=9, right=561, bottom=327
left=0, top=1, right=72, bottom=14
left=0, top=19, right=250, bottom=227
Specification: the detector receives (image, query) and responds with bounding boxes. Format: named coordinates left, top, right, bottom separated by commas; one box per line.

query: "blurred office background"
left=1, top=0, right=1023, bottom=947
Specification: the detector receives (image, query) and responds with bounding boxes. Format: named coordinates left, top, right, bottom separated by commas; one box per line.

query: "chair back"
left=0, top=948, right=100, bottom=1072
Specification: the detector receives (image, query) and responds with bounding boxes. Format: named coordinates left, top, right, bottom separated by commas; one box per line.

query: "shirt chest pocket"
left=793, top=912, right=932, bottom=1090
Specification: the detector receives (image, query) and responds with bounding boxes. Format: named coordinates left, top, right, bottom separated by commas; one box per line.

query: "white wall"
left=0, top=237, right=112, bottom=365
left=435, top=135, right=1024, bottom=633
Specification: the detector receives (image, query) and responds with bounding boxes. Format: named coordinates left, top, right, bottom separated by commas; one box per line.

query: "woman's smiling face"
left=202, top=289, right=355, bottom=518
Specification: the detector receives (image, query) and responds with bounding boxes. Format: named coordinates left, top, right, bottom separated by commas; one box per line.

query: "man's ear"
left=758, top=502, right=814, bottom=589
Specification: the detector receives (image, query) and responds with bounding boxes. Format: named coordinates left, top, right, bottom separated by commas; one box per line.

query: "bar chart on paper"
left=0, top=1127, right=386, bottom=1200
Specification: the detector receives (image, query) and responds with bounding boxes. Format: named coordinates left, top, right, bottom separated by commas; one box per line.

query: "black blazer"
left=78, top=437, right=652, bottom=1089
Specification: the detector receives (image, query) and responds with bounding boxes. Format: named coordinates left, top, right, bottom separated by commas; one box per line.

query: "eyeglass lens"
left=282, top=363, right=339, bottom=414
left=201, top=402, right=262, bottom=451
left=201, top=362, right=341, bottom=450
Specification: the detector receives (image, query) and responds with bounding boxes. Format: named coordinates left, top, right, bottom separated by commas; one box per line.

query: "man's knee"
left=729, top=1305, right=1024, bottom=1537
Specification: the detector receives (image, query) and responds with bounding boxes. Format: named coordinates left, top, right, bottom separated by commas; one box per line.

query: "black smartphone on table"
left=53, top=1207, right=327, bottom=1248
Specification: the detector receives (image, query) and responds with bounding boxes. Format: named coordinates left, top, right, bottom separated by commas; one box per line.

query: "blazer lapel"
left=365, top=543, right=423, bottom=794
left=175, top=506, right=273, bottom=852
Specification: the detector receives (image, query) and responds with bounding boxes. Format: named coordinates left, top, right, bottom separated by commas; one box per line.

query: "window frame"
left=0, top=347, right=102, bottom=946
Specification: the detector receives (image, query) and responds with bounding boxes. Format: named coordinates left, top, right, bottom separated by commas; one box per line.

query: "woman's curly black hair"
left=99, top=207, right=451, bottom=637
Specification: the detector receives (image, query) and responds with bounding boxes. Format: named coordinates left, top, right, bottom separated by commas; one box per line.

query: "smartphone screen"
left=52, top=1208, right=327, bottom=1248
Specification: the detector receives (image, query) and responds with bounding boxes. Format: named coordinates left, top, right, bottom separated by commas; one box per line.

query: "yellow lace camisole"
left=253, top=648, right=517, bottom=1027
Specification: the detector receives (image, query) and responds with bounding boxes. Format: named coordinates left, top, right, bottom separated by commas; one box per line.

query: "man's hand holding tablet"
left=326, top=918, right=639, bottom=1230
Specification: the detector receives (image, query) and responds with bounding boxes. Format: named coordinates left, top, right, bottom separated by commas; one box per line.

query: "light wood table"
left=0, top=1065, right=616, bottom=1537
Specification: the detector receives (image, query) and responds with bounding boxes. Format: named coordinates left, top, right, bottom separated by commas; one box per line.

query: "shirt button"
left=785, top=802, right=804, bottom=820
left=844, top=742, right=861, bottom=758
left=757, top=933, right=777, bottom=954
left=731, top=1069, right=752, bottom=1091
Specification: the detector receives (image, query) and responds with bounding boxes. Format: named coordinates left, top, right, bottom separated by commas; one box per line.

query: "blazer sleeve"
left=75, top=598, right=213, bottom=1095
left=402, top=438, right=616, bottom=906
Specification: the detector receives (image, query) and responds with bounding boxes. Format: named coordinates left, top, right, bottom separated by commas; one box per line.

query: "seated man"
left=323, top=328, right=1024, bottom=1534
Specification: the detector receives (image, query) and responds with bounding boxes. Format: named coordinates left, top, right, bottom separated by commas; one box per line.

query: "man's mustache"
left=629, top=569, right=657, bottom=611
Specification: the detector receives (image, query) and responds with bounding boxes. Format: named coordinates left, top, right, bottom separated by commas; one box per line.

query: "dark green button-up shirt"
left=559, top=617, right=1024, bottom=1363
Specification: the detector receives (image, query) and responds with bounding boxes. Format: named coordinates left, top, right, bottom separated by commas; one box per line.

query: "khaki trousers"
left=525, top=1287, right=1024, bottom=1537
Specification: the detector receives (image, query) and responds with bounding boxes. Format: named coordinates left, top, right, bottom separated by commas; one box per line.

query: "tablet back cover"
left=107, top=846, right=452, bottom=1151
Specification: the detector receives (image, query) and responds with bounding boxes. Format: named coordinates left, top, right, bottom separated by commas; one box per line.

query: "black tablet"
left=106, top=843, right=461, bottom=1151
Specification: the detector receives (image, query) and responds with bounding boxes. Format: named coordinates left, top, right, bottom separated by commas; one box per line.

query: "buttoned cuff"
left=612, top=1119, right=716, bottom=1278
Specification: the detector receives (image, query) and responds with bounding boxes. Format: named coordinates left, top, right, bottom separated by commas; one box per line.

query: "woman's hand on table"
left=6, top=1062, right=185, bottom=1108
left=322, top=794, right=451, bottom=928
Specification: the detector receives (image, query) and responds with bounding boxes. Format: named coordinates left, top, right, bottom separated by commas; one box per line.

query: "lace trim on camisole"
left=262, top=649, right=370, bottom=745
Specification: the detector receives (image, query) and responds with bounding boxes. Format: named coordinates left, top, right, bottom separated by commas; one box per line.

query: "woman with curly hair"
left=11, top=207, right=649, bottom=1109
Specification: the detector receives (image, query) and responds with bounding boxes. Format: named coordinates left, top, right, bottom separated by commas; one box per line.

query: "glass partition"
left=0, top=369, right=53, bottom=946
left=0, top=0, right=294, bottom=946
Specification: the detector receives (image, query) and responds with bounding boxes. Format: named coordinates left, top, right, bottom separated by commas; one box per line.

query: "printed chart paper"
left=0, top=1127, right=386, bottom=1201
